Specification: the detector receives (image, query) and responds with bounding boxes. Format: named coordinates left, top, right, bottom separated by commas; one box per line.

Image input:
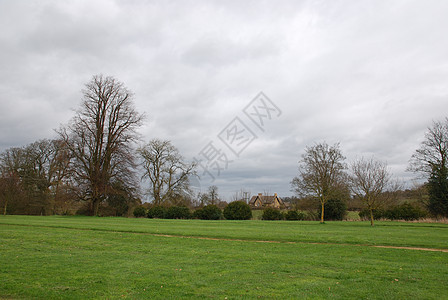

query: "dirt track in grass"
left=153, top=233, right=448, bottom=253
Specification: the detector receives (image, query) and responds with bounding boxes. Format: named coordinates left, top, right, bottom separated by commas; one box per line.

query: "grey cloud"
left=1, top=0, right=448, bottom=199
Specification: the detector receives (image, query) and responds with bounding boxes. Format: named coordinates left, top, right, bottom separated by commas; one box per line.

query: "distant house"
left=249, top=193, right=287, bottom=209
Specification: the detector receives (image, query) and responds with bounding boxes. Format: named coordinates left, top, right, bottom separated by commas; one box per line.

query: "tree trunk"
left=92, top=198, right=100, bottom=216
left=3, top=198, right=7, bottom=215
left=369, top=208, right=374, bottom=226
left=320, top=201, right=325, bottom=223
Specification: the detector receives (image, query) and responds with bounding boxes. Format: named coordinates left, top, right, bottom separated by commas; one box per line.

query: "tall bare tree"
left=291, top=142, right=346, bottom=223
left=409, top=119, right=448, bottom=217
left=350, top=157, right=392, bottom=226
left=58, top=75, right=144, bottom=216
left=138, top=139, right=196, bottom=206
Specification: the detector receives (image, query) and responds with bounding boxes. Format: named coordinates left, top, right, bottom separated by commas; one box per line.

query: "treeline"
left=289, top=118, right=448, bottom=225
left=282, top=185, right=429, bottom=217
left=0, top=133, right=141, bottom=217
left=0, top=75, right=239, bottom=217
left=0, top=75, right=195, bottom=216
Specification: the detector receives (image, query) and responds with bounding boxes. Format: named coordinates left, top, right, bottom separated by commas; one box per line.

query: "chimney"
left=258, top=193, right=262, bottom=197
left=274, top=193, right=277, bottom=197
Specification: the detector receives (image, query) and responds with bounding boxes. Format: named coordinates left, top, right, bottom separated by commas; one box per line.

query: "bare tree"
left=291, top=142, right=346, bottom=223
left=231, top=188, right=251, bottom=203
left=138, top=139, right=196, bottom=206
left=198, top=192, right=210, bottom=207
left=350, top=157, right=392, bottom=226
left=208, top=185, right=220, bottom=205
left=58, top=75, right=144, bottom=216
left=409, top=119, right=448, bottom=174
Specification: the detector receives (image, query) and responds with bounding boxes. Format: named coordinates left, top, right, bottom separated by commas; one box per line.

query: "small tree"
left=291, top=142, right=346, bottom=223
left=207, top=185, right=220, bottom=205
left=223, top=201, right=252, bottom=220
left=350, top=157, right=392, bottom=226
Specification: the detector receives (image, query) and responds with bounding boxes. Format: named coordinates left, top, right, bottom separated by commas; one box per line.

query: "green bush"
left=223, top=201, right=252, bottom=220
left=359, top=203, right=427, bottom=221
left=284, top=210, right=306, bottom=221
left=318, top=198, right=347, bottom=221
left=262, top=208, right=284, bottom=220
left=193, top=205, right=222, bottom=220
left=147, top=206, right=167, bottom=219
left=133, top=206, right=147, bottom=218
left=165, top=206, right=192, bottom=219
left=384, top=203, right=427, bottom=221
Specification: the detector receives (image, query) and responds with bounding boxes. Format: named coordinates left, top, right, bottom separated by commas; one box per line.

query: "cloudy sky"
left=1, top=0, right=448, bottom=200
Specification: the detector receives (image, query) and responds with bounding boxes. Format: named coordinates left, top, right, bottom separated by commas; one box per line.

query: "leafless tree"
left=208, top=185, right=220, bottom=205
left=231, top=188, right=251, bottom=203
left=138, top=139, right=196, bottom=206
left=291, top=142, right=346, bottom=223
left=350, top=157, right=392, bottom=226
left=409, top=119, right=448, bottom=175
left=198, top=192, right=210, bottom=207
left=58, top=75, right=144, bottom=216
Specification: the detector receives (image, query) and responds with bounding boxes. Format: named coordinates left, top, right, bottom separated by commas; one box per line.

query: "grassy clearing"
left=0, top=216, right=447, bottom=299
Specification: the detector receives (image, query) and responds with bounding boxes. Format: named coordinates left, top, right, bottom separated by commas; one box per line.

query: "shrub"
left=147, top=206, right=167, bottom=219
left=284, top=210, right=306, bottom=221
left=133, top=206, right=147, bottom=218
left=262, top=207, right=284, bottom=220
left=165, top=206, right=192, bottom=219
left=194, top=205, right=222, bottom=220
left=384, top=203, right=427, bottom=221
left=359, top=203, right=427, bottom=221
left=318, top=198, right=347, bottom=221
left=223, top=201, right=252, bottom=220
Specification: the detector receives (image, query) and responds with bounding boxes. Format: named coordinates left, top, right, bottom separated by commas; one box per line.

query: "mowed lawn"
left=0, top=216, right=447, bottom=299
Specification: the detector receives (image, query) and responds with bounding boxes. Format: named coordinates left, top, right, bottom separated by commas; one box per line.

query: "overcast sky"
left=1, top=0, right=448, bottom=200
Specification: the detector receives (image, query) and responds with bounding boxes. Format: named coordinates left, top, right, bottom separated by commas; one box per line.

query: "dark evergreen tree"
left=427, top=166, right=448, bottom=217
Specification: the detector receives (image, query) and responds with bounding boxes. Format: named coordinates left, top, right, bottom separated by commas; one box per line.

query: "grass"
left=0, top=216, right=447, bottom=299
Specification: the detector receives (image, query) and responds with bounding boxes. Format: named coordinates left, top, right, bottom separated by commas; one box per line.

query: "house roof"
left=249, top=195, right=284, bottom=205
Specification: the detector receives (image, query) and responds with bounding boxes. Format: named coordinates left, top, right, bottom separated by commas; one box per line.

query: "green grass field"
left=1, top=216, right=447, bottom=299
